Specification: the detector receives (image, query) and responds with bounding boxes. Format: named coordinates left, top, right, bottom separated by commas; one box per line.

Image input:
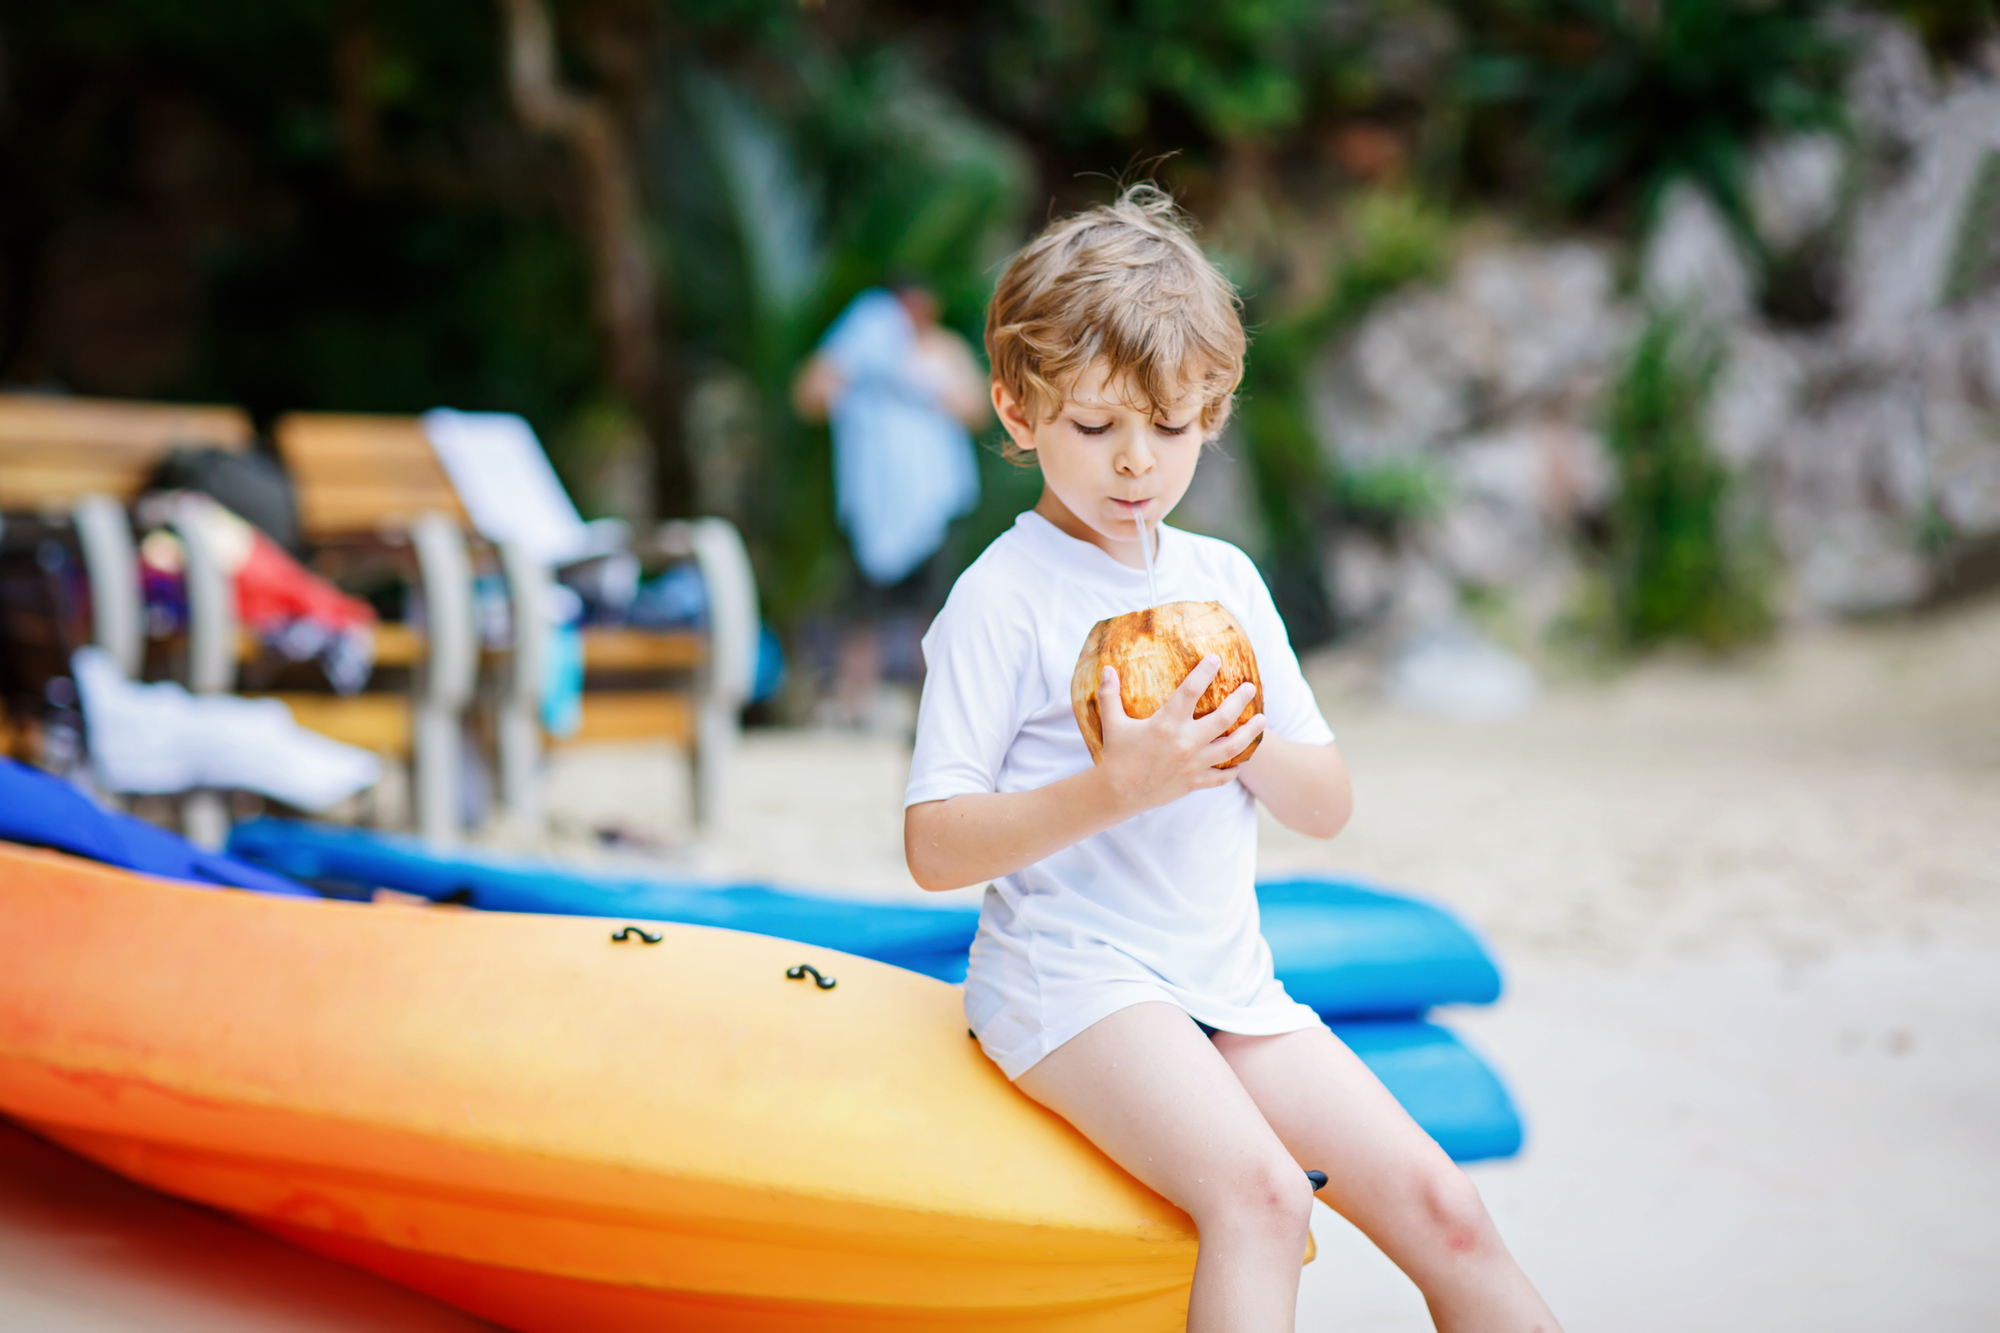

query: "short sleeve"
left=820, top=290, right=912, bottom=384
left=1236, top=560, right=1334, bottom=747
left=904, top=578, right=1034, bottom=807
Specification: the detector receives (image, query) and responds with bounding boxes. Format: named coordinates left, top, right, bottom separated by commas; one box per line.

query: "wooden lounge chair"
left=0, top=393, right=255, bottom=842
left=161, top=412, right=481, bottom=849
left=270, top=412, right=757, bottom=837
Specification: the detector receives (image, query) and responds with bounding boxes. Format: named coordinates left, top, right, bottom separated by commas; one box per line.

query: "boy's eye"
left=1154, top=421, right=1191, bottom=437
left=1073, top=419, right=1113, bottom=436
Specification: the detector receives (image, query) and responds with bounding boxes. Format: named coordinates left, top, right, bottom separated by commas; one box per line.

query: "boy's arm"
left=906, top=769, right=1130, bottom=893
left=905, top=658, right=1262, bottom=892
left=1234, top=735, right=1353, bottom=840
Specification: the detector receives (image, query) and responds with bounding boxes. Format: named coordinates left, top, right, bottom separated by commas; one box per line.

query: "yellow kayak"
left=0, top=843, right=1199, bottom=1329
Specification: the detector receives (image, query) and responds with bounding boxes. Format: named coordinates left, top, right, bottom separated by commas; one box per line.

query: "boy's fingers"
left=1100, top=666, right=1131, bottom=723
left=1207, top=711, right=1266, bottom=763
left=1167, top=656, right=1224, bottom=717
left=1194, top=734, right=1255, bottom=782
left=1196, top=681, right=1260, bottom=740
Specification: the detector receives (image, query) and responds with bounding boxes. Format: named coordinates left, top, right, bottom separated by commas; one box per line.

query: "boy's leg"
left=1212, top=1025, right=1563, bottom=1333
left=1013, top=1002, right=1315, bottom=1333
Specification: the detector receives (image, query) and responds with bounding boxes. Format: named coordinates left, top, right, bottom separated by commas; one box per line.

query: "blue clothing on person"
left=820, top=290, right=981, bottom=585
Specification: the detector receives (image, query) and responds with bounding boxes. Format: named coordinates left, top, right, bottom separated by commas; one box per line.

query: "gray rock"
left=1750, top=133, right=1847, bottom=254
left=1786, top=512, right=1932, bottom=617
left=1328, top=533, right=1399, bottom=625
left=1173, top=431, right=1265, bottom=552
left=1420, top=423, right=1613, bottom=591
left=1841, top=14, right=1939, bottom=153
left=1844, top=82, right=2000, bottom=362
left=1298, top=69, right=2000, bottom=635
left=1312, top=240, right=1629, bottom=639
left=1313, top=240, right=1630, bottom=469
left=1926, top=399, right=2000, bottom=538
left=1769, top=381, right=1937, bottom=614
left=1779, top=382, right=1931, bottom=519
left=1428, top=499, right=1545, bottom=589
left=1642, top=183, right=1755, bottom=327
left=1387, top=553, right=1461, bottom=636
left=1707, top=328, right=1809, bottom=469
left=1963, top=305, right=2000, bottom=405
left=1455, top=244, right=1629, bottom=405
left=1319, top=288, right=1479, bottom=464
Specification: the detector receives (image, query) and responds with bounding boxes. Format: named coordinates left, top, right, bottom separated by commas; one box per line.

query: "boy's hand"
left=905, top=657, right=1278, bottom=892
left=1095, top=656, right=1264, bottom=817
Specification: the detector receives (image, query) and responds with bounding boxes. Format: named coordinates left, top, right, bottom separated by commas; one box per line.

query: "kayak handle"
left=786, top=963, right=837, bottom=990
left=611, top=926, right=663, bottom=944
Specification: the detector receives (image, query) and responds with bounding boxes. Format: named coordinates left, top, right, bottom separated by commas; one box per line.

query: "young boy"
left=903, top=186, right=1562, bottom=1332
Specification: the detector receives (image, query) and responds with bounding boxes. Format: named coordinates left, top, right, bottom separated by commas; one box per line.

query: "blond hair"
left=985, top=184, right=1245, bottom=443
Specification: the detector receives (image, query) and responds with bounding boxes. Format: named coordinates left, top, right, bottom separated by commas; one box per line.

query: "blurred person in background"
left=794, top=282, right=989, bottom=727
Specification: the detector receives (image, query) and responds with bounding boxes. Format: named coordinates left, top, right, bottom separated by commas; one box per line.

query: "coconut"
left=1070, top=600, right=1264, bottom=769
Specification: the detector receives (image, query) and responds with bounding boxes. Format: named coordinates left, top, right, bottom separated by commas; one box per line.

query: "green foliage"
left=1234, top=190, right=1453, bottom=642
left=1236, top=345, right=1336, bottom=643
left=1, top=0, right=599, bottom=439
left=973, top=0, right=1325, bottom=146
left=644, top=36, right=1031, bottom=624
left=0, top=0, right=1890, bottom=647
left=1941, top=150, right=2000, bottom=307
left=1326, top=191, right=1456, bottom=323
left=1603, top=314, right=1770, bottom=650
left=208, top=210, right=598, bottom=427
left=1337, top=459, right=1447, bottom=532
left=1449, top=0, right=1852, bottom=231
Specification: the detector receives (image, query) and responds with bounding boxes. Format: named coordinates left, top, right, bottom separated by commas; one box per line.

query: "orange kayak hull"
left=0, top=844, right=1197, bottom=1329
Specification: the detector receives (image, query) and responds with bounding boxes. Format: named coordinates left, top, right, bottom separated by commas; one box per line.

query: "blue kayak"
left=226, top=819, right=1502, bottom=1016
left=1328, top=1020, right=1523, bottom=1162
left=228, top=818, right=982, bottom=981
left=1260, top=877, right=1502, bottom=1016
left=221, top=817, right=1523, bottom=1162
left=0, top=760, right=312, bottom=899
left=0, top=773, right=1523, bottom=1163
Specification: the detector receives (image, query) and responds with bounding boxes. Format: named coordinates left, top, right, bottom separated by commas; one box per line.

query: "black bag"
left=149, top=446, right=302, bottom=553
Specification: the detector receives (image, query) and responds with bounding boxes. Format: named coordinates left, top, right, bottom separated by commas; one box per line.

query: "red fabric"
left=234, top=533, right=376, bottom=632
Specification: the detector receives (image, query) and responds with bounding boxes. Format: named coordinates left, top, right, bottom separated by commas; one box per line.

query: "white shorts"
left=962, top=894, right=1323, bottom=1081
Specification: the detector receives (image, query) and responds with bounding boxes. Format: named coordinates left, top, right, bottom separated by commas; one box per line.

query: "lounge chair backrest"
left=271, top=413, right=469, bottom=541
left=0, top=394, right=251, bottom=509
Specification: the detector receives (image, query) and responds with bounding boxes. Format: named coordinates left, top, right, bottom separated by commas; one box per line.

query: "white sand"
left=4, top=600, right=1996, bottom=1328
left=1306, top=947, right=2000, bottom=1330
left=1285, top=604, right=2000, bottom=1330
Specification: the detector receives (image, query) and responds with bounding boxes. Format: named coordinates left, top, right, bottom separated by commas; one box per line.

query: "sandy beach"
left=4, top=600, right=1996, bottom=1330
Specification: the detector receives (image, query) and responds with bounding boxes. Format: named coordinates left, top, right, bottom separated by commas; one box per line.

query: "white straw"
left=1134, top=509, right=1158, bottom=608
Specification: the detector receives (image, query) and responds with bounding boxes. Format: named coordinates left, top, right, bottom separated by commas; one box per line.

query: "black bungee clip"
left=786, top=963, right=837, bottom=990
left=611, top=926, right=663, bottom=944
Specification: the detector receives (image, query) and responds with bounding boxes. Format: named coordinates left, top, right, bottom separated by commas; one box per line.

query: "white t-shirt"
left=906, top=511, right=1335, bottom=1079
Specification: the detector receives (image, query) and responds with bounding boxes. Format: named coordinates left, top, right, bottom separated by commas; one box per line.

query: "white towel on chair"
left=421, top=409, right=626, bottom=567
left=73, top=648, right=381, bottom=812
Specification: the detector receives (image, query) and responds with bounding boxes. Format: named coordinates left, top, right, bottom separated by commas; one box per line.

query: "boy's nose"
left=1116, top=434, right=1156, bottom=475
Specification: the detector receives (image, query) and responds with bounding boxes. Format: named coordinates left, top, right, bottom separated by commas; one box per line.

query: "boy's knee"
left=1207, top=1156, right=1315, bottom=1240
left=1412, top=1164, right=1492, bottom=1256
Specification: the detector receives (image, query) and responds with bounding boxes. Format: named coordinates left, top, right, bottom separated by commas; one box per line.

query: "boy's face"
left=994, top=358, right=1208, bottom=567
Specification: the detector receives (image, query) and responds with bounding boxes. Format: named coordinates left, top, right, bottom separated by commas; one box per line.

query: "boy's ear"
left=992, top=381, right=1039, bottom=453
